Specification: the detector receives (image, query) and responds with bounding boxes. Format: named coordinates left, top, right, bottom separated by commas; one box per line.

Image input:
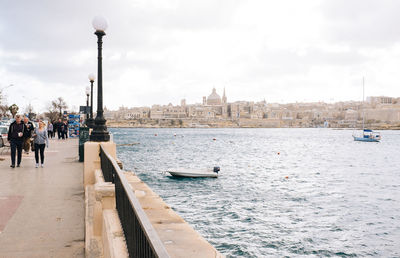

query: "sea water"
left=110, top=128, right=400, bottom=257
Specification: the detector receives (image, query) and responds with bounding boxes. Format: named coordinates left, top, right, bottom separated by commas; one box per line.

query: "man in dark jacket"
left=23, top=116, right=35, bottom=154
left=55, top=118, right=63, bottom=139
left=62, top=120, right=69, bottom=139
left=8, top=114, right=26, bottom=168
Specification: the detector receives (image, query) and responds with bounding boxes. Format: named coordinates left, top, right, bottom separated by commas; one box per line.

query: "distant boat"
left=353, top=129, right=381, bottom=142
left=353, top=77, right=381, bottom=142
left=166, top=167, right=220, bottom=178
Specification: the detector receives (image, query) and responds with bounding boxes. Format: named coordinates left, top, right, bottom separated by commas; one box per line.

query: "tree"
left=0, top=89, right=10, bottom=118
left=44, top=110, right=59, bottom=123
left=8, top=104, right=19, bottom=117
left=51, top=97, right=68, bottom=116
left=0, top=105, right=9, bottom=118
left=44, top=103, right=60, bottom=123
left=0, top=90, right=4, bottom=105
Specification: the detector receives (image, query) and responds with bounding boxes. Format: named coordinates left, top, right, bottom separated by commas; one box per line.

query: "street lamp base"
left=90, top=130, right=110, bottom=142
left=90, top=116, right=110, bottom=141
left=86, top=118, right=95, bottom=128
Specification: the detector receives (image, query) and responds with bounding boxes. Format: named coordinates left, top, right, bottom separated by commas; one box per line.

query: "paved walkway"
left=0, top=138, right=84, bottom=257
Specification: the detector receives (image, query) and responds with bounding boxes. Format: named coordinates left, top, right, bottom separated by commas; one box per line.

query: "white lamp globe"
left=88, top=73, right=96, bottom=81
left=92, top=16, right=108, bottom=32
left=86, top=86, right=90, bottom=95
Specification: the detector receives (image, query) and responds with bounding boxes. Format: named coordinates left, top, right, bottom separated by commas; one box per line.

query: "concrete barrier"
left=102, top=210, right=129, bottom=258
left=84, top=141, right=116, bottom=187
left=85, top=185, right=104, bottom=258
left=85, top=141, right=128, bottom=258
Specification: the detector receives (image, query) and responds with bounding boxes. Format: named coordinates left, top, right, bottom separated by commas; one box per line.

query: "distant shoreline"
left=107, top=125, right=400, bottom=130
left=106, top=119, right=400, bottom=130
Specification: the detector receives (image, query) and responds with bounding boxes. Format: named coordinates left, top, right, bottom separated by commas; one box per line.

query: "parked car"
left=1, top=120, right=12, bottom=127
left=0, top=126, right=8, bottom=147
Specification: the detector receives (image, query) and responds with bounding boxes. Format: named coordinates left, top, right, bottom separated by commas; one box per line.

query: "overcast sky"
left=1, top=0, right=400, bottom=113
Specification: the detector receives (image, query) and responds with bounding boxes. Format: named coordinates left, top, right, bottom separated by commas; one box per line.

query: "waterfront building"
left=104, top=106, right=150, bottom=120
left=367, top=96, right=395, bottom=105
left=150, top=104, right=186, bottom=119
left=103, top=92, right=400, bottom=128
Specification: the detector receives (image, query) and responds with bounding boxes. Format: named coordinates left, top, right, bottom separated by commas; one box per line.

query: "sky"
left=1, top=0, right=400, bottom=113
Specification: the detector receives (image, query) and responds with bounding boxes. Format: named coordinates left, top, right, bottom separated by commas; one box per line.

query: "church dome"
left=207, top=88, right=222, bottom=105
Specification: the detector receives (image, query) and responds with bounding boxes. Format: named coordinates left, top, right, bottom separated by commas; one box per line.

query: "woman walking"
left=33, top=121, right=49, bottom=168
left=47, top=121, right=54, bottom=139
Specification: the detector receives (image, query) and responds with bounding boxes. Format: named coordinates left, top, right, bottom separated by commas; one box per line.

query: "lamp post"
left=90, top=16, right=110, bottom=142
left=85, top=86, right=90, bottom=124
left=87, top=73, right=95, bottom=128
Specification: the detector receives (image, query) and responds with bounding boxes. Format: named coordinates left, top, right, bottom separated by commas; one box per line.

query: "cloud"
left=0, top=0, right=399, bottom=113
left=320, top=0, right=400, bottom=47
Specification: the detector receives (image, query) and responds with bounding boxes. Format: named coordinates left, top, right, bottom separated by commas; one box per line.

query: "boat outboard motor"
left=213, top=166, right=220, bottom=173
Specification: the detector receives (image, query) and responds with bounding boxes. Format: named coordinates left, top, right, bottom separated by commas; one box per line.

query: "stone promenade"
left=0, top=138, right=84, bottom=257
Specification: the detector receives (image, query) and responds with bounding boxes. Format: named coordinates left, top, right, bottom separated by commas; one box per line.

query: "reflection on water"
left=111, top=128, right=400, bottom=257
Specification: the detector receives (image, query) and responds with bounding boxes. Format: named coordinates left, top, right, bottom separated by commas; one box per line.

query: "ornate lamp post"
left=85, top=86, right=90, bottom=124
left=87, top=73, right=95, bottom=128
left=90, top=16, right=110, bottom=142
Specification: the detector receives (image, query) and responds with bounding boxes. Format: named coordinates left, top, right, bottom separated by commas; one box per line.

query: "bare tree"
left=51, top=97, right=68, bottom=116
left=45, top=111, right=59, bottom=123
left=44, top=103, right=60, bottom=123
left=0, top=105, right=9, bottom=118
left=0, top=90, right=3, bottom=105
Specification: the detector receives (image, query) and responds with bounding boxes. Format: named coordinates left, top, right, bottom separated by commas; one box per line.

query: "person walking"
left=55, top=118, right=62, bottom=139
left=7, top=114, right=26, bottom=168
left=23, top=116, right=34, bottom=154
left=62, top=120, right=69, bottom=139
left=33, top=121, right=49, bottom=168
left=47, top=121, right=54, bottom=139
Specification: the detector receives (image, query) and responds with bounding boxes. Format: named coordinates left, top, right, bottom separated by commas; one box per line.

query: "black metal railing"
left=100, top=146, right=115, bottom=183
left=100, top=145, right=169, bottom=258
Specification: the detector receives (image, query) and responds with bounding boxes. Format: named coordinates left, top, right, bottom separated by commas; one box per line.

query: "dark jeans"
left=48, top=130, right=53, bottom=138
left=57, top=130, right=62, bottom=139
left=34, top=143, right=46, bottom=164
left=10, top=139, right=23, bottom=166
left=62, top=131, right=68, bottom=139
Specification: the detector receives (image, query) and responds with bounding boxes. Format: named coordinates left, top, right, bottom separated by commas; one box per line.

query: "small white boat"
left=166, top=167, right=220, bottom=178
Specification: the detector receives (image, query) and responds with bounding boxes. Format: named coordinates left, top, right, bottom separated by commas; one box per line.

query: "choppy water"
left=110, top=128, right=400, bottom=257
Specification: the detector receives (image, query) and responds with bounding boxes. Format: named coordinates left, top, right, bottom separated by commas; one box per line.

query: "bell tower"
left=222, top=87, right=227, bottom=104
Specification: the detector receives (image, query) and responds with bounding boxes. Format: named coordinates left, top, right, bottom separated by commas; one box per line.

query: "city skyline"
left=103, top=88, right=400, bottom=129
left=108, top=87, right=398, bottom=110
left=2, top=0, right=400, bottom=113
